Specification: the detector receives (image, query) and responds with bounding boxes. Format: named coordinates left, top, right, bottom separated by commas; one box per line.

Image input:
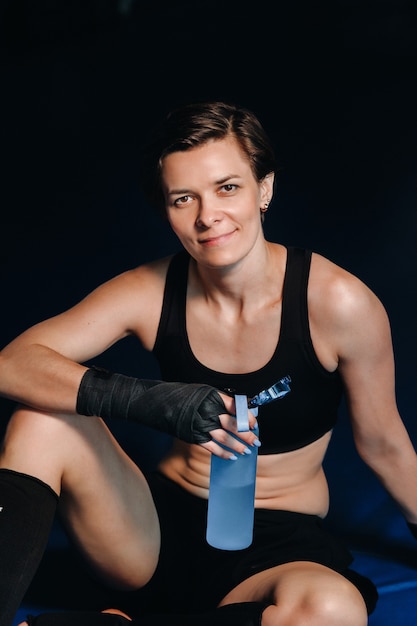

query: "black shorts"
left=143, top=472, right=378, bottom=615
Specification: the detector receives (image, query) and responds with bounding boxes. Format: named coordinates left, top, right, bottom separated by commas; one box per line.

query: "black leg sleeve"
left=26, top=603, right=268, bottom=626
left=26, top=613, right=131, bottom=625
left=0, top=469, right=58, bottom=626
left=141, top=602, right=267, bottom=625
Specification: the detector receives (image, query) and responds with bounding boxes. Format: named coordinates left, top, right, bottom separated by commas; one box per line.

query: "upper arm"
left=311, top=255, right=400, bottom=454
left=337, top=279, right=398, bottom=430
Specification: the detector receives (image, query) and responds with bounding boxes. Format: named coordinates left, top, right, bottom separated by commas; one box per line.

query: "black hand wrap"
left=76, top=367, right=227, bottom=444
left=407, top=521, right=417, bottom=540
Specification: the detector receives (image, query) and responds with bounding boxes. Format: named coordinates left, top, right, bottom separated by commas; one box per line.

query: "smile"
left=198, top=230, right=236, bottom=247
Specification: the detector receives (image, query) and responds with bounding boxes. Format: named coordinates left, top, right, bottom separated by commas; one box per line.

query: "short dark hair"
left=139, top=101, right=278, bottom=217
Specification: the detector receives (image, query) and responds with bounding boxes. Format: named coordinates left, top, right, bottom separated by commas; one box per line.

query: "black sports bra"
left=153, top=247, right=343, bottom=454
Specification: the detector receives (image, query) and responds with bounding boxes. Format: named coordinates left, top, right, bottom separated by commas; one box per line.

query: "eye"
left=220, top=184, right=237, bottom=193
left=173, top=195, right=192, bottom=208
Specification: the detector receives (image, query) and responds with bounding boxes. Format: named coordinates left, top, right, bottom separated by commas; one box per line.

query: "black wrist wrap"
left=76, top=367, right=226, bottom=444
left=407, top=521, right=417, bottom=540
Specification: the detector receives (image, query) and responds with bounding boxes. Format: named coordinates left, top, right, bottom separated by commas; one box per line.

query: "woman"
left=1, top=101, right=416, bottom=626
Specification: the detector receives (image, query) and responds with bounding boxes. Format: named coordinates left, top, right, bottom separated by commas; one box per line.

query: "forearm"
left=76, top=367, right=226, bottom=444
left=0, top=347, right=229, bottom=448
left=0, top=343, right=85, bottom=413
left=359, top=436, right=417, bottom=524
left=0, top=341, right=250, bottom=451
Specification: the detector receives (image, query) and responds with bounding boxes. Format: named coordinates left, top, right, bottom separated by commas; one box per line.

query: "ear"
left=260, top=172, right=275, bottom=206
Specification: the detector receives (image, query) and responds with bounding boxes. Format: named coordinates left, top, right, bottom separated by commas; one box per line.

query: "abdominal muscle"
left=157, top=430, right=332, bottom=518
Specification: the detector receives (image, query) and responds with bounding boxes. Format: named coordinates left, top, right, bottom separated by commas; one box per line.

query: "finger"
left=217, top=392, right=236, bottom=414
left=200, top=439, right=239, bottom=460
left=207, top=427, right=260, bottom=454
left=219, top=412, right=259, bottom=435
left=217, top=393, right=258, bottom=430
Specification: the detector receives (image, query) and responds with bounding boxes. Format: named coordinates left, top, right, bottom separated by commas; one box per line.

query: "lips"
left=198, top=230, right=236, bottom=246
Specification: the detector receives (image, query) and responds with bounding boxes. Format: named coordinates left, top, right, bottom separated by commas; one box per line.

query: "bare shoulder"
left=108, top=255, right=174, bottom=348
left=83, top=255, right=170, bottom=304
left=308, top=252, right=391, bottom=361
left=309, top=251, right=386, bottom=320
left=120, top=255, right=172, bottom=292
left=48, top=255, right=174, bottom=351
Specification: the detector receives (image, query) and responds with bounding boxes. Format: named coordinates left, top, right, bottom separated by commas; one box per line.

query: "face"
left=161, top=136, right=273, bottom=269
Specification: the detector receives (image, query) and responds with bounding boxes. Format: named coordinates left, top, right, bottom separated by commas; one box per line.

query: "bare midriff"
left=157, top=430, right=332, bottom=518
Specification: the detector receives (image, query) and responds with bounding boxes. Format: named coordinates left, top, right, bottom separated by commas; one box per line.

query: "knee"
left=308, top=583, right=368, bottom=626
left=0, top=406, right=79, bottom=493
left=1, top=406, right=69, bottom=456
left=2, top=405, right=102, bottom=458
left=1, top=406, right=46, bottom=458
left=263, top=579, right=368, bottom=626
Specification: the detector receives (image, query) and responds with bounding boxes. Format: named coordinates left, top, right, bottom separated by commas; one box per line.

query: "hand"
left=77, top=368, right=260, bottom=452
left=199, top=392, right=260, bottom=459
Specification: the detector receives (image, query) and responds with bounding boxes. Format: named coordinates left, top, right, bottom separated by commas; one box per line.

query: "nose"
left=195, top=197, right=222, bottom=228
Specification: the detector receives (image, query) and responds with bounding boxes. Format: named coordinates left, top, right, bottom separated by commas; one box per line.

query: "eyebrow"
left=215, top=174, right=241, bottom=185
left=168, top=174, right=241, bottom=196
left=167, top=188, right=192, bottom=196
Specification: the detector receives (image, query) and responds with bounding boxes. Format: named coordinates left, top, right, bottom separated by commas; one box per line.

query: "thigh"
left=214, top=508, right=377, bottom=622
left=2, top=407, right=160, bottom=589
left=145, top=472, right=244, bottom=613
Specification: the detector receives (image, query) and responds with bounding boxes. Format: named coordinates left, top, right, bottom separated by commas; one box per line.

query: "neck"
left=189, top=242, right=286, bottom=306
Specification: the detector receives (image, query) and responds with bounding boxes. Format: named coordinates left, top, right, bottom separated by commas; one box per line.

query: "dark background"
left=1, top=1, right=417, bottom=620
left=1, top=0, right=417, bottom=524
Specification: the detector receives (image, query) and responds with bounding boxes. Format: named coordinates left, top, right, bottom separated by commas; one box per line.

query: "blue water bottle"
left=206, top=376, right=291, bottom=550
